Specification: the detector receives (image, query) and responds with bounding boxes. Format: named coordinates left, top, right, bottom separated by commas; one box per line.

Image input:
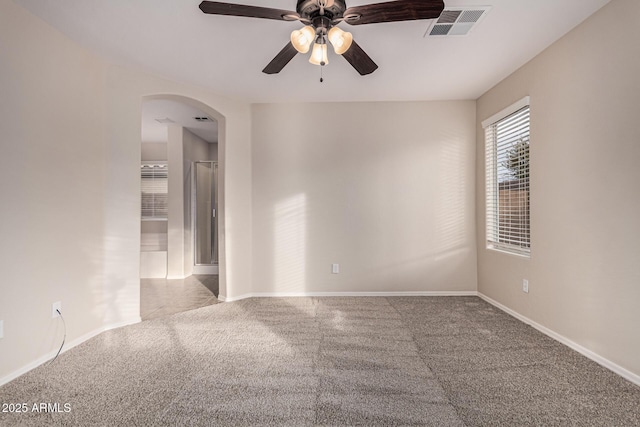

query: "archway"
left=140, top=94, right=228, bottom=314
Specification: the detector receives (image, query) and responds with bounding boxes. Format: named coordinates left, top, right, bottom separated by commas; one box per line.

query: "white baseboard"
left=220, top=291, right=477, bottom=302
left=104, top=317, right=141, bottom=332
left=478, top=292, right=640, bottom=387
left=0, top=316, right=141, bottom=387
left=6, top=293, right=637, bottom=389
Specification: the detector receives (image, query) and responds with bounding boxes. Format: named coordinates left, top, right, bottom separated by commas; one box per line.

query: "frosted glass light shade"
left=309, top=43, right=329, bottom=65
left=328, top=26, right=353, bottom=55
left=290, top=26, right=315, bottom=53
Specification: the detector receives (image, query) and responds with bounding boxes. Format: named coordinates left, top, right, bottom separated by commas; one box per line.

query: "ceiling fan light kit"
left=327, top=26, right=353, bottom=55
left=291, top=25, right=316, bottom=53
left=309, top=42, right=329, bottom=65
left=199, top=0, right=445, bottom=76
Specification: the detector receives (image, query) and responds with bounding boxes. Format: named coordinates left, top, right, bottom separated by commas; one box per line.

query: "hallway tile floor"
left=141, top=275, right=219, bottom=320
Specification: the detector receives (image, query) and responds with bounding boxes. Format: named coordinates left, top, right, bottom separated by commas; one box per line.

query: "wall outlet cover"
left=0, top=320, right=3, bottom=339
left=332, top=263, right=339, bottom=274
left=522, top=279, right=529, bottom=293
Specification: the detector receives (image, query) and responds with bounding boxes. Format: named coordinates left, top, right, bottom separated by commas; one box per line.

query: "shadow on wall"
left=263, top=135, right=473, bottom=293
left=436, top=133, right=468, bottom=253
left=262, top=137, right=475, bottom=294
left=252, top=101, right=476, bottom=295
left=101, top=233, right=140, bottom=325
left=273, top=194, right=308, bottom=294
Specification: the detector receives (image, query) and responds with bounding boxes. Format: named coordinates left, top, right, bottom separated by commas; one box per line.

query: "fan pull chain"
left=320, top=33, right=326, bottom=83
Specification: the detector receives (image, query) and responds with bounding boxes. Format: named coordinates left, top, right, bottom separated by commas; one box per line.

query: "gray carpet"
left=1, top=297, right=638, bottom=426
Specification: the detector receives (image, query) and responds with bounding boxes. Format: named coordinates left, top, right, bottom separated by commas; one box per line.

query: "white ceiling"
left=15, top=0, right=610, bottom=103
left=142, top=99, right=219, bottom=144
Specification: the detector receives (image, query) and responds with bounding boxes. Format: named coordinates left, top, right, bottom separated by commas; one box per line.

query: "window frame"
left=482, top=96, right=531, bottom=258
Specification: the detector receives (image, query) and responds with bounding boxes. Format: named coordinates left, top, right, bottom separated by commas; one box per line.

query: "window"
left=141, top=163, right=168, bottom=220
left=483, top=97, right=530, bottom=257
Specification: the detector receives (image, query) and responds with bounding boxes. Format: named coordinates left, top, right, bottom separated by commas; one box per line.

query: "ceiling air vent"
left=154, top=117, right=175, bottom=124
left=193, top=116, right=212, bottom=122
left=425, top=6, right=490, bottom=37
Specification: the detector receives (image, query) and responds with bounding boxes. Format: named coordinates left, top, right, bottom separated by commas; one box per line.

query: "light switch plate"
left=332, top=264, right=339, bottom=274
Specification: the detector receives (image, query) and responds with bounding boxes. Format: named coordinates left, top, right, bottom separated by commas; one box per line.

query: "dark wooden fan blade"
left=341, top=40, right=378, bottom=75
left=344, top=0, right=444, bottom=25
left=262, top=42, right=299, bottom=74
left=199, top=1, right=299, bottom=21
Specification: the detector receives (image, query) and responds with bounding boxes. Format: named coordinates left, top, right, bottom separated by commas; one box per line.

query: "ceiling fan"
left=199, top=0, right=445, bottom=76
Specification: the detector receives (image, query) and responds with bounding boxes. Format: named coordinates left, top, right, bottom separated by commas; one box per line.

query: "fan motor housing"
left=296, top=0, right=346, bottom=20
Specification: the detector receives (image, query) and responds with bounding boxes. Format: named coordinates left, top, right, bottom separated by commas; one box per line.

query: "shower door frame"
left=191, top=160, right=219, bottom=275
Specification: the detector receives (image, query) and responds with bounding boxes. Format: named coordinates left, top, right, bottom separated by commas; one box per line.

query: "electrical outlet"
left=332, top=263, right=340, bottom=274
left=0, top=320, right=4, bottom=339
left=52, top=301, right=62, bottom=318
left=522, top=279, right=529, bottom=293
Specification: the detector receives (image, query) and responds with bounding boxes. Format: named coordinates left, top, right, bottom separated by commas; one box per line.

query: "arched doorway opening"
left=139, top=94, right=227, bottom=319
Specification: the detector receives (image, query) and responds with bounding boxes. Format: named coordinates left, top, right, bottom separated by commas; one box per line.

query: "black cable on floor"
left=49, top=309, right=66, bottom=365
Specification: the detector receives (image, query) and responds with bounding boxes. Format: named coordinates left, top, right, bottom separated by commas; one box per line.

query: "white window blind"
left=484, top=103, right=530, bottom=256
left=141, top=164, right=168, bottom=220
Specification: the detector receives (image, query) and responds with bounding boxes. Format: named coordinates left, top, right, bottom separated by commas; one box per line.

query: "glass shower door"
left=194, top=161, right=218, bottom=266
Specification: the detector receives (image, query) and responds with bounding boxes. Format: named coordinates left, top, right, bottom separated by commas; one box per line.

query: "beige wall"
left=166, top=125, right=185, bottom=278
left=141, top=142, right=167, bottom=162
left=252, top=101, right=477, bottom=295
left=476, top=0, right=640, bottom=377
left=0, top=0, right=108, bottom=379
left=0, top=1, right=253, bottom=381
